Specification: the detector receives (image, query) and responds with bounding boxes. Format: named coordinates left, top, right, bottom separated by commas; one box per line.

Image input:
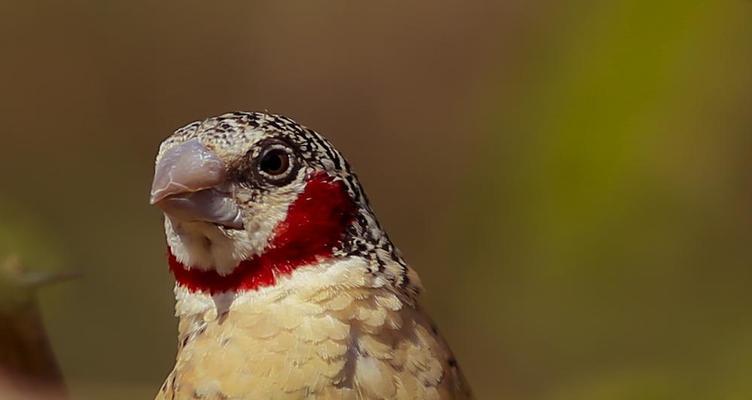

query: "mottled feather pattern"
left=153, top=112, right=473, bottom=399
left=157, top=112, right=417, bottom=294
left=157, top=259, right=471, bottom=400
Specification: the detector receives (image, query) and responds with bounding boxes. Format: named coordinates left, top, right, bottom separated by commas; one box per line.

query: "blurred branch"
left=0, top=255, right=77, bottom=399
left=3, top=256, right=81, bottom=289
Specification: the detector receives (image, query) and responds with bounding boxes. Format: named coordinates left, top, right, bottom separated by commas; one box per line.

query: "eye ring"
left=251, top=139, right=299, bottom=185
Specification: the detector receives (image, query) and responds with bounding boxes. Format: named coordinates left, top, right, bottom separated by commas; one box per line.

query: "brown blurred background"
left=1, top=1, right=752, bottom=399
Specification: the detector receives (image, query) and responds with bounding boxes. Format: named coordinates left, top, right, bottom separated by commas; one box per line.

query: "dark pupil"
left=259, top=149, right=289, bottom=175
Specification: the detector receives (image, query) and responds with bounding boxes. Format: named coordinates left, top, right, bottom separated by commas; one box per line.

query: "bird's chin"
left=165, top=217, right=254, bottom=274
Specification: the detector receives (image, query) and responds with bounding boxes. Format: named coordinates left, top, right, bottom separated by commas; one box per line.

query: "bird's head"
left=150, top=112, right=410, bottom=295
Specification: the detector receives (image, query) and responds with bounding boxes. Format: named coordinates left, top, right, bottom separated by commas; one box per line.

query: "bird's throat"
left=167, top=173, right=357, bottom=294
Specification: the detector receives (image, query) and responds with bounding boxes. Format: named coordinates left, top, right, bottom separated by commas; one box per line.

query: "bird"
left=150, top=111, right=473, bottom=400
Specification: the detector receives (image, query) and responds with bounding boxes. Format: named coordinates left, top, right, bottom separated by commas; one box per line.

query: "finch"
left=151, top=112, right=473, bottom=400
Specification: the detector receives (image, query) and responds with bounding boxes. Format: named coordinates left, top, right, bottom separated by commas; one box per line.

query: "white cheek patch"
left=239, top=179, right=306, bottom=252
left=164, top=172, right=309, bottom=276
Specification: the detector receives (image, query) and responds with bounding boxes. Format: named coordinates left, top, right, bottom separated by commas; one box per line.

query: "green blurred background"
left=1, top=1, right=751, bottom=399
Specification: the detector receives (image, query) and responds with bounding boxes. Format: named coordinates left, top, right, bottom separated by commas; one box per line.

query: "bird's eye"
left=259, top=148, right=290, bottom=176
left=251, top=140, right=299, bottom=185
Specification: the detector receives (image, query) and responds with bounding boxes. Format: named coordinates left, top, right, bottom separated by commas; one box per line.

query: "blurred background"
left=1, top=1, right=751, bottom=399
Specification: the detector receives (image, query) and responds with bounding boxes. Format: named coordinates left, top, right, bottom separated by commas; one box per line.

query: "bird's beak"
left=150, top=139, right=244, bottom=229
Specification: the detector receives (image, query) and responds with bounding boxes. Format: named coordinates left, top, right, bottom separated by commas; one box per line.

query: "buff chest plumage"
left=150, top=112, right=472, bottom=399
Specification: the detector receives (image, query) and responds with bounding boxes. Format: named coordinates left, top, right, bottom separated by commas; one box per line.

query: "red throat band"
left=167, top=172, right=356, bottom=294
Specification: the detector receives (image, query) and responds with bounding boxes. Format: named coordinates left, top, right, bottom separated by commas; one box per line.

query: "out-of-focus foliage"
left=0, top=1, right=750, bottom=399
left=454, top=1, right=752, bottom=399
left=0, top=202, right=64, bottom=280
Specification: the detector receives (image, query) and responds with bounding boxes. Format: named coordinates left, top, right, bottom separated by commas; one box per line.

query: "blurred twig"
left=2, top=256, right=81, bottom=289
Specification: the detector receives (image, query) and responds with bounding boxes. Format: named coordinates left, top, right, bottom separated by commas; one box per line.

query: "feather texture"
left=156, top=258, right=472, bottom=400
